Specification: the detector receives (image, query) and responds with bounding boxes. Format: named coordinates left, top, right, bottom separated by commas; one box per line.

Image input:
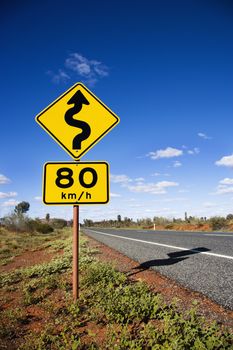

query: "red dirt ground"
left=0, top=250, right=55, bottom=274
left=151, top=223, right=212, bottom=231
left=1, top=234, right=232, bottom=350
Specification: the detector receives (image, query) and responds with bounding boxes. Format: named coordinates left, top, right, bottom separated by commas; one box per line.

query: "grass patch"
left=0, top=229, right=232, bottom=349
left=0, top=254, right=72, bottom=287
left=0, top=227, right=71, bottom=266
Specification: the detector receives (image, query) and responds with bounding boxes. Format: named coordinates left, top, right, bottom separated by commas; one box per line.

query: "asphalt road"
left=83, top=228, right=233, bottom=310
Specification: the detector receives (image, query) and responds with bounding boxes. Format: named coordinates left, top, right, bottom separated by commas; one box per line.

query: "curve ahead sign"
left=36, top=83, right=120, bottom=160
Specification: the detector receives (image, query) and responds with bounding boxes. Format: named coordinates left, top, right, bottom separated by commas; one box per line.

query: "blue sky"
left=1, top=0, right=233, bottom=222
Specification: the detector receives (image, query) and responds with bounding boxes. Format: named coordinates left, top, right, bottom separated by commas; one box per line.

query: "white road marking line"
left=87, top=229, right=233, bottom=260
left=204, top=234, right=233, bottom=237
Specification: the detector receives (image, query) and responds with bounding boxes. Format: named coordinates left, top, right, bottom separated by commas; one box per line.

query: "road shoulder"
left=84, top=232, right=233, bottom=331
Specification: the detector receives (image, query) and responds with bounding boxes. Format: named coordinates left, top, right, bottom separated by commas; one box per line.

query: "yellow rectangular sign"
left=43, top=162, right=109, bottom=205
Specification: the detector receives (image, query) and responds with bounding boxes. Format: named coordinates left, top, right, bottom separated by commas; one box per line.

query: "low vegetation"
left=0, top=227, right=232, bottom=349
left=1, top=201, right=232, bottom=233
left=84, top=214, right=233, bottom=232
left=0, top=202, right=71, bottom=235
left=0, top=226, right=65, bottom=266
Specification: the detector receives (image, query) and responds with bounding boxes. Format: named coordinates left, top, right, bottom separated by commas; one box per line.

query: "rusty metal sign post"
left=73, top=205, right=79, bottom=299
left=36, top=82, right=120, bottom=301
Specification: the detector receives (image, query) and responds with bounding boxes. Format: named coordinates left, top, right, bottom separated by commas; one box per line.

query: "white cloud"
left=202, top=202, right=216, bottom=208
left=151, top=172, right=170, bottom=177
left=148, top=147, right=183, bottom=160
left=219, top=178, right=233, bottom=185
left=111, top=173, right=178, bottom=196
left=198, top=132, right=211, bottom=140
left=187, top=147, right=200, bottom=155
left=173, top=161, right=182, bottom=168
left=2, top=199, right=19, bottom=207
left=110, top=174, right=132, bottom=185
left=47, top=69, right=70, bottom=84
left=0, top=192, right=17, bottom=199
left=66, top=53, right=108, bottom=77
left=135, top=177, right=145, bottom=182
left=0, top=174, right=10, bottom=184
left=48, top=53, right=109, bottom=86
left=34, top=196, right=42, bottom=201
left=110, top=193, right=121, bottom=198
left=216, top=186, right=233, bottom=194
left=162, top=197, right=187, bottom=202
left=65, top=53, right=109, bottom=86
left=128, top=181, right=179, bottom=195
left=215, top=155, right=233, bottom=168
left=214, top=177, right=233, bottom=194
left=128, top=203, right=143, bottom=208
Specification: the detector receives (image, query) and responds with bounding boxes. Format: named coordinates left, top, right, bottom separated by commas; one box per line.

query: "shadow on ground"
left=128, top=247, right=210, bottom=276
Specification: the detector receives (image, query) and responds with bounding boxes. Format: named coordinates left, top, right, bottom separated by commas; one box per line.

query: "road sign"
left=43, top=161, right=109, bottom=205
left=36, top=83, right=120, bottom=160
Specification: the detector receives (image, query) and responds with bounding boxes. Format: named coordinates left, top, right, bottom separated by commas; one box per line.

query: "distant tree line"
left=83, top=213, right=233, bottom=231
left=1, top=202, right=233, bottom=233
left=0, top=201, right=71, bottom=234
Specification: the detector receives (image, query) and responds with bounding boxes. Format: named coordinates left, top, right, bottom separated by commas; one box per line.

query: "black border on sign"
left=36, top=83, right=120, bottom=160
left=43, top=161, right=110, bottom=205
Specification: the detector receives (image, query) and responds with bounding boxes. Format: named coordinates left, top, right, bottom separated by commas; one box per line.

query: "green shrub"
left=101, top=282, right=163, bottom=324
left=36, top=223, right=54, bottom=234
left=226, top=213, right=233, bottom=221
left=1, top=215, right=54, bottom=234
left=153, top=216, right=171, bottom=226
left=0, top=253, right=72, bottom=288
left=82, top=261, right=126, bottom=287
left=1, top=213, right=29, bottom=232
left=165, top=223, right=174, bottom=229
left=51, top=218, right=67, bottom=229
left=209, top=216, right=227, bottom=231
left=26, top=219, right=53, bottom=234
left=107, top=317, right=233, bottom=349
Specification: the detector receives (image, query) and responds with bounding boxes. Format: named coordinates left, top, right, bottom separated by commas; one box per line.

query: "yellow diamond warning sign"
left=35, top=83, right=120, bottom=160
left=43, top=162, right=109, bottom=205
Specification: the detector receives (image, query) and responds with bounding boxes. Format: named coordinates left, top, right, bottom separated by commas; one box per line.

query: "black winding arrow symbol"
left=65, top=90, right=91, bottom=150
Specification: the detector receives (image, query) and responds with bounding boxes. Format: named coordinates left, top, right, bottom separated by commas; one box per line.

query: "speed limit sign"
left=43, top=161, right=109, bottom=205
